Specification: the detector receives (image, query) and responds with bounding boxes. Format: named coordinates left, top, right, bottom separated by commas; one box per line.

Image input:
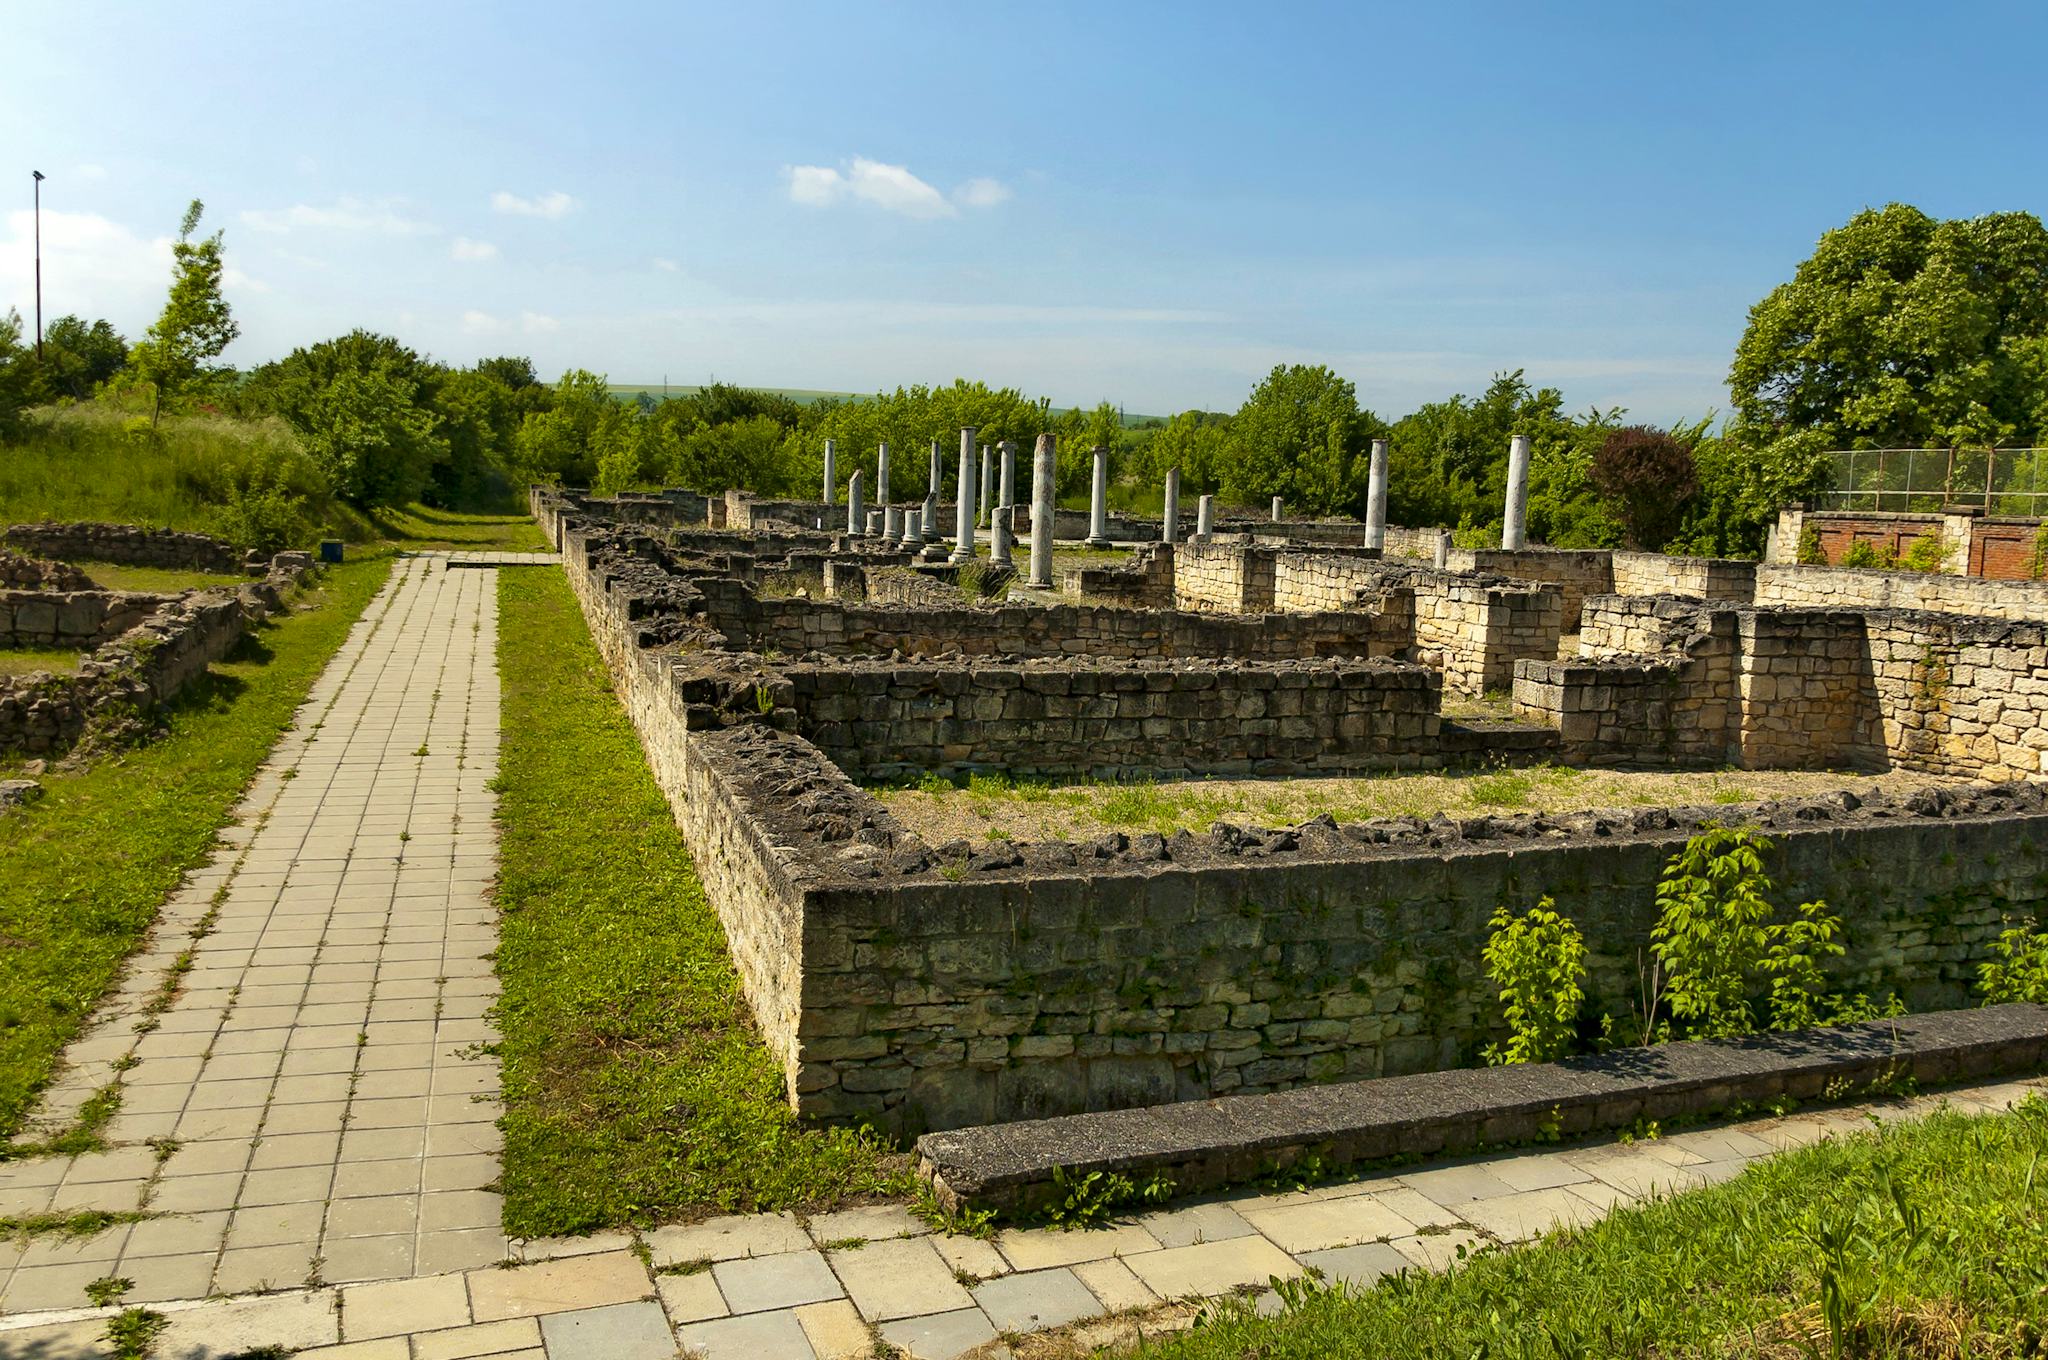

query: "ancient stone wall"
left=1755, top=562, right=2048, bottom=621
left=0, top=522, right=241, bottom=574
left=553, top=513, right=2048, bottom=1133
left=1444, top=548, right=1613, bottom=624
left=0, top=550, right=96, bottom=591
left=1173, top=541, right=1275, bottom=612
left=787, top=657, right=1443, bottom=782
left=1610, top=551, right=1758, bottom=603
left=796, top=792, right=2048, bottom=1130
left=0, top=590, right=181, bottom=649
left=712, top=594, right=1403, bottom=662
left=1070, top=544, right=1175, bottom=607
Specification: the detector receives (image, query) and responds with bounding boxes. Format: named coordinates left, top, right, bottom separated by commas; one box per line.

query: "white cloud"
left=954, top=177, right=1011, bottom=210
left=451, top=237, right=499, bottom=262
left=491, top=190, right=576, bottom=219
left=461, top=310, right=501, bottom=335
left=72, top=163, right=109, bottom=182
left=0, top=209, right=170, bottom=326
left=520, top=311, right=560, bottom=334
left=784, top=157, right=960, bottom=220
left=240, top=197, right=433, bottom=236
left=652, top=257, right=680, bottom=273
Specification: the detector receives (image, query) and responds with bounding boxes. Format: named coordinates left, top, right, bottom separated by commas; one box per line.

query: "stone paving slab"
left=2, top=1077, right=2032, bottom=1359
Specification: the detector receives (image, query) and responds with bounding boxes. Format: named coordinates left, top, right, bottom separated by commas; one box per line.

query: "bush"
left=1589, top=426, right=1699, bottom=550
left=1481, top=898, right=1586, bottom=1064
left=1840, top=540, right=1897, bottom=570
left=1899, top=533, right=1949, bottom=573
left=1979, top=927, right=2048, bottom=1004
left=1797, top=522, right=1827, bottom=565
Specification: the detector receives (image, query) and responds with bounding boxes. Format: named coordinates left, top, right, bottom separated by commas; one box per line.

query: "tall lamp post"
left=31, top=170, right=45, bottom=361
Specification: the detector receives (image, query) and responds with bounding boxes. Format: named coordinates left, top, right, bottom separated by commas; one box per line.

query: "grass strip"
left=1134, top=1097, right=2048, bottom=1359
left=492, top=566, right=905, bottom=1237
left=0, top=552, right=393, bottom=1142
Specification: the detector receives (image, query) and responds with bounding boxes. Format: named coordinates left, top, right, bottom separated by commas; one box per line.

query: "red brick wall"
left=1812, top=518, right=1940, bottom=565
left=1972, top=524, right=2041, bottom=580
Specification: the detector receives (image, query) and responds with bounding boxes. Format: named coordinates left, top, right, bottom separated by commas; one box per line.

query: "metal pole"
left=32, top=170, right=46, bottom=361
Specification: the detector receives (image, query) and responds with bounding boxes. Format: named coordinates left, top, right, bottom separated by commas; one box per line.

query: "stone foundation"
left=0, top=522, right=241, bottom=575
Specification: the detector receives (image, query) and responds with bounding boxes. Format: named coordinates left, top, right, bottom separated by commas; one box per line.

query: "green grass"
left=0, top=646, right=83, bottom=678
left=0, top=553, right=392, bottom=1143
left=491, top=567, right=906, bottom=1236
left=57, top=563, right=248, bottom=593
left=362, top=505, right=551, bottom=553
left=1136, top=1098, right=2048, bottom=1360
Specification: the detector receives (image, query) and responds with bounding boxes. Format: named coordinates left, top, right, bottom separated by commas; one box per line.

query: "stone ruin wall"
left=801, top=798, right=2048, bottom=1129
left=0, top=522, right=242, bottom=575
left=0, top=589, right=183, bottom=649
left=551, top=510, right=2048, bottom=1133
left=786, top=657, right=1443, bottom=783
left=1268, top=551, right=1561, bottom=694
left=1611, top=551, right=1758, bottom=603
left=1755, top=561, right=2048, bottom=622
left=1517, top=594, right=2048, bottom=780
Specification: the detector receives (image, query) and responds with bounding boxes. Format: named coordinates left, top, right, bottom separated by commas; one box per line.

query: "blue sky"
left=4, top=1, right=2044, bottom=421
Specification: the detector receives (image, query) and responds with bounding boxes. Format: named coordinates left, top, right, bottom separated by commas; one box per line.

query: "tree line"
left=4, top=199, right=2045, bottom=559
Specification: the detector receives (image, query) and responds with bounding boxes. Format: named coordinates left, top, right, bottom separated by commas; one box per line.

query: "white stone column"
left=846, top=469, right=863, bottom=535
left=928, top=439, right=943, bottom=505
left=978, top=445, right=991, bottom=527
left=1029, top=433, right=1057, bottom=588
left=903, top=492, right=925, bottom=548
left=1434, top=529, right=1450, bottom=569
left=1365, top=438, right=1389, bottom=551
left=921, top=494, right=937, bottom=544
left=1162, top=468, right=1181, bottom=544
left=876, top=441, right=891, bottom=507
left=1086, top=447, right=1110, bottom=547
left=1502, top=433, right=1532, bottom=550
left=951, top=428, right=978, bottom=564
left=883, top=504, right=900, bottom=540
left=1196, top=494, right=1214, bottom=539
left=991, top=440, right=1018, bottom=567
left=822, top=439, right=836, bottom=513
left=1271, top=495, right=1284, bottom=522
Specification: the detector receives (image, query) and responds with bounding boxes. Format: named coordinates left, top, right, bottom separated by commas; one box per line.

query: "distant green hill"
left=607, top=384, right=1163, bottom=426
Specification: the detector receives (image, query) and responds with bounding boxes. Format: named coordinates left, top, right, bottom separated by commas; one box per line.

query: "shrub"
left=1898, top=533, right=1949, bottom=573
left=1588, top=426, right=1699, bottom=550
left=1840, top=539, right=1896, bottom=570
left=1652, top=827, right=1857, bottom=1039
left=1796, top=522, right=1827, bottom=565
left=1481, top=898, right=1586, bottom=1065
left=1978, top=927, right=2048, bottom=1004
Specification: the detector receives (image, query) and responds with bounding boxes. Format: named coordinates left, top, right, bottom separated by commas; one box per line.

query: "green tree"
left=1730, top=204, right=2048, bottom=450
left=32, top=315, right=128, bottom=401
left=0, top=309, right=32, bottom=440
left=127, top=199, right=239, bottom=422
left=512, top=370, right=615, bottom=486
left=241, top=331, right=450, bottom=507
left=1223, top=364, right=1381, bottom=515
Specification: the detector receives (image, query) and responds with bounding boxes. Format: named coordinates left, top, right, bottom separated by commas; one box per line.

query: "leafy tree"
left=294, top=366, right=444, bottom=505
left=1134, top=410, right=1231, bottom=493
left=1223, top=364, right=1381, bottom=515
left=127, top=199, right=239, bottom=422
left=33, top=315, right=128, bottom=400
left=0, top=309, right=32, bottom=439
left=1589, top=425, right=1700, bottom=550
left=512, top=370, right=615, bottom=486
left=1730, top=204, right=2048, bottom=450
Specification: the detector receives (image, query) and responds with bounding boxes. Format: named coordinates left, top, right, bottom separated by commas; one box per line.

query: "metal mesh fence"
left=1820, top=448, right=2048, bottom=515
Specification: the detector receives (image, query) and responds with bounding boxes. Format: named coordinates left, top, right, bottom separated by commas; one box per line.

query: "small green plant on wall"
left=1481, top=898, right=1586, bottom=1064
left=1840, top=539, right=1897, bottom=570
left=1978, top=926, right=2048, bottom=1003
left=1797, top=522, right=1827, bottom=565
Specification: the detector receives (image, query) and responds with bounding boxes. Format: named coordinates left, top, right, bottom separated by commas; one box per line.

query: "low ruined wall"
left=788, top=658, right=1443, bottom=782
left=0, top=591, right=252, bottom=755
left=0, top=550, right=96, bottom=591
left=713, top=592, right=1403, bottom=662
left=1755, top=562, right=2048, bottom=622
left=1447, top=548, right=1612, bottom=624
left=800, top=793, right=2048, bottom=1130
left=1526, top=597, right=2044, bottom=777
left=0, top=589, right=181, bottom=649
left=1611, top=552, right=1758, bottom=603
left=1173, top=541, right=1275, bottom=612
left=0, top=522, right=240, bottom=575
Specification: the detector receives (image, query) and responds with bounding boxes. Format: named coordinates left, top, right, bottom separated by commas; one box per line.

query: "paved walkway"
left=0, top=555, right=508, bottom=1309
left=0, top=552, right=2040, bottom=1358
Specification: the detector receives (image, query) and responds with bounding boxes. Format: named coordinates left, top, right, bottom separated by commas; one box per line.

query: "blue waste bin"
left=319, top=540, right=344, bottom=564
